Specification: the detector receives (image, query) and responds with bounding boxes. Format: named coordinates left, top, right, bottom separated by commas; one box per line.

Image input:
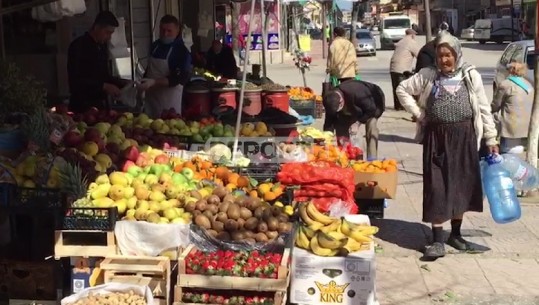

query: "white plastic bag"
left=277, top=146, right=308, bottom=163
left=31, top=0, right=86, bottom=22
left=58, top=0, right=86, bottom=16
left=61, top=283, right=154, bottom=305
left=114, top=221, right=190, bottom=257
left=119, top=83, right=138, bottom=107
left=183, top=25, right=194, bottom=50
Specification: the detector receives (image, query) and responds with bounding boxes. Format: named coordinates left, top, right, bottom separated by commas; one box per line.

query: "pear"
left=91, top=183, right=111, bottom=200
left=108, top=185, right=125, bottom=201
left=159, top=200, right=173, bottom=211
left=135, top=208, right=148, bottom=220
left=123, top=186, right=135, bottom=199
left=109, top=172, right=129, bottom=186
left=146, top=212, right=161, bottom=223
left=122, top=215, right=137, bottom=221
left=163, top=208, right=178, bottom=220
left=125, top=209, right=136, bottom=218
left=151, top=184, right=166, bottom=193
left=159, top=217, right=170, bottom=224
left=113, top=199, right=128, bottom=214
left=168, top=199, right=180, bottom=208
left=135, top=186, right=150, bottom=200
left=132, top=178, right=146, bottom=189
left=137, top=200, right=150, bottom=210
left=144, top=174, right=159, bottom=185
left=95, top=174, right=110, bottom=185
left=172, top=217, right=189, bottom=224
left=174, top=208, right=185, bottom=215
left=165, top=186, right=182, bottom=200
left=149, top=201, right=161, bottom=212
left=92, top=197, right=114, bottom=208
left=149, top=191, right=166, bottom=202
left=126, top=197, right=137, bottom=209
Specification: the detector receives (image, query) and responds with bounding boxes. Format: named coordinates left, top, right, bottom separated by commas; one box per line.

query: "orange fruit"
left=227, top=173, right=240, bottom=185
left=249, top=190, right=259, bottom=198
left=237, top=176, right=250, bottom=188
left=215, top=167, right=229, bottom=180
left=258, top=183, right=272, bottom=195
left=263, top=191, right=278, bottom=202
left=225, top=183, right=236, bottom=192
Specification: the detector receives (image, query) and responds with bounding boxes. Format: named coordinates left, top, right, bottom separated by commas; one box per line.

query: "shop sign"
left=224, top=33, right=280, bottom=51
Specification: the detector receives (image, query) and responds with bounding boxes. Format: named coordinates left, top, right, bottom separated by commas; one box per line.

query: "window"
left=356, top=31, right=372, bottom=39
left=526, top=51, right=535, bottom=70
left=500, top=44, right=518, bottom=65
left=510, top=45, right=525, bottom=63
left=383, top=19, right=411, bottom=29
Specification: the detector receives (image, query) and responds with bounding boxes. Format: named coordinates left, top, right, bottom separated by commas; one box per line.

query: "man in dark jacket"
left=206, top=40, right=238, bottom=79
left=323, top=79, right=385, bottom=159
left=415, top=39, right=437, bottom=72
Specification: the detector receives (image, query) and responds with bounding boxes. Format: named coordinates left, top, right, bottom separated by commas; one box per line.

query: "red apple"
left=84, top=128, right=102, bottom=142
left=135, top=155, right=148, bottom=167
left=154, top=154, right=169, bottom=164
left=122, top=160, right=136, bottom=172
left=83, top=113, right=97, bottom=126
left=63, top=130, right=83, bottom=147
left=123, top=145, right=140, bottom=162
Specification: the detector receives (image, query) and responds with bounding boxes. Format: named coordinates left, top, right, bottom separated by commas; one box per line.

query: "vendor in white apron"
left=139, top=15, right=192, bottom=118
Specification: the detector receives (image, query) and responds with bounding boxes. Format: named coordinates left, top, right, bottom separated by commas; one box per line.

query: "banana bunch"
left=299, top=127, right=334, bottom=143
left=296, top=202, right=378, bottom=257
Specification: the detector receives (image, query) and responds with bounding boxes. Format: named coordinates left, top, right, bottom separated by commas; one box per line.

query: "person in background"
left=390, top=29, right=420, bottom=110
left=67, top=11, right=128, bottom=113
left=491, top=62, right=533, bottom=154
left=206, top=40, right=238, bottom=79
left=138, top=15, right=192, bottom=118
left=327, top=27, right=358, bottom=83
left=416, top=38, right=437, bottom=72
left=396, top=31, right=498, bottom=260
left=191, top=45, right=206, bottom=68
left=322, top=79, right=385, bottom=159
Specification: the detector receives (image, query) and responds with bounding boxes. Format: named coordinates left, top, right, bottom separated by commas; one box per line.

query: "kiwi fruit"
left=202, top=210, right=214, bottom=220
left=244, top=231, right=255, bottom=238
left=254, top=206, right=265, bottom=218
left=190, top=190, right=202, bottom=200
left=206, top=229, right=218, bottom=238
left=213, top=186, right=228, bottom=199
left=184, top=202, right=196, bottom=213
left=262, top=208, right=273, bottom=221
left=222, top=193, right=235, bottom=203
left=249, top=198, right=262, bottom=210
left=194, top=215, right=211, bottom=229
left=267, top=217, right=279, bottom=231
left=271, top=206, right=282, bottom=217
left=224, top=219, right=238, bottom=231
left=195, top=200, right=208, bottom=211
left=216, top=211, right=228, bottom=223
left=276, top=214, right=289, bottom=223
left=266, top=231, right=279, bottom=240
left=192, top=210, right=202, bottom=217
left=219, top=201, right=231, bottom=213
left=255, top=232, right=269, bottom=243
left=207, top=195, right=221, bottom=205
left=212, top=220, right=225, bottom=232
left=278, top=222, right=293, bottom=233
left=240, top=207, right=253, bottom=219
left=236, top=218, right=246, bottom=230
left=227, top=203, right=241, bottom=220
left=207, top=204, right=219, bottom=215
left=231, top=231, right=246, bottom=241
left=235, top=196, right=246, bottom=207
left=216, top=231, right=231, bottom=241
left=244, top=238, right=256, bottom=244
left=244, top=217, right=259, bottom=231
left=257, top=221, right=268, bottom=233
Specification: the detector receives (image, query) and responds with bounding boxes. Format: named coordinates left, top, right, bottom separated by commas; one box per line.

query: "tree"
left=350, top=2, right=359, bottom=44
left=526, top=40, right=539, bottom=169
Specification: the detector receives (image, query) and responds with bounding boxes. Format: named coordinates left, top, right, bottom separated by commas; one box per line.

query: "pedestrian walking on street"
left=323, top=79, right=385, bottom=159
left=396, top=31, right=498, bottom=260
left=491, top=62, right=533, bottom=154
left=390, top=29, right=420, bottom=111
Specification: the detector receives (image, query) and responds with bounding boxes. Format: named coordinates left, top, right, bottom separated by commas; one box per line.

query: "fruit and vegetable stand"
left=0, top=62, right=398, bottom=305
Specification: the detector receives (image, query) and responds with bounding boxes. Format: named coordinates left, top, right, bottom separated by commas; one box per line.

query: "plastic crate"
left=230, top=164, right=280, bottom=181
left=290, top=99, right=316, bottom=117
left=0, top=183, right=65, bottom=209
left=355, top=198, right=384, bottom=219
left=62, top=207, right=119, bottom=231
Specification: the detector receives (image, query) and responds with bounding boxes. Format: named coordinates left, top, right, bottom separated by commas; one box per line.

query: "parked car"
left=461, top=25, right=475, bottom=41
left=494, top=40, right=534, bottom=92
left=355, top=29, right=377, bottom=56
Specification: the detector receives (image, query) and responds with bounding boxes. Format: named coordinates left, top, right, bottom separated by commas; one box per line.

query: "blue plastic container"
left=482, top=155, right=522, bottom=224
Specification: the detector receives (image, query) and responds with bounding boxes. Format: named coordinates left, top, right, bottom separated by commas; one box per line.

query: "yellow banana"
left=299, top=204, right=322, bottom=227
left=308, top=222, right=325, bottom=231
left=344, top=238, right=363, bottom=252
left=327, top=231, right=347, bottom=240
left=310, top=234, right=339, bottom=257
left=339, top=217, right=356, bottom=236
left=302, top=224, right=317, bottom=239
left=295, top=226, right=311, bottom=249
left=306, top=202, right=337, bottom=225
left=356, top=226, right=379, bottom=236
left=319, top=219, right=341, bottom=233
left=316, top=231, right=348, bottom=250
left=347, top=230, right=373, bottom=243
left=341, top=218, right=373, bottom=243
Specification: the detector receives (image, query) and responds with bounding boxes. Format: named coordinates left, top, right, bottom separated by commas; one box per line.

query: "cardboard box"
left=70, top=257, right=104, bottom=294
left=290, top=215, right=378, bottom=305
left=354, top=171, right=398, bottom=199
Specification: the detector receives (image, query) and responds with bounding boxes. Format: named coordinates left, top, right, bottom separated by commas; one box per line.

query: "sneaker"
left=447, top=235, right=471, bottom=251
left=424, top=242, right=445, bottom=259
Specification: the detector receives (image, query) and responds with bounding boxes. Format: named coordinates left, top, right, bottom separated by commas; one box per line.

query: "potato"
left=67, top=291, right=147, bottom=305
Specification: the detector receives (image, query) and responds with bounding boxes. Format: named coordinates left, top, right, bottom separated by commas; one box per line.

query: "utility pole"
left=424, top=0, right=432, bottom=41
left=322, top=1, right=328, bottom=59
left=526, top=3, right=539, bottom=195
left=510, top=0, right=515, bottom=41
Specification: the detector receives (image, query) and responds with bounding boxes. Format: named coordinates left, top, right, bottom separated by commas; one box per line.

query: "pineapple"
left=58, top=160, right=88, bottom=204
left=21, top=107, right=51, bottom=153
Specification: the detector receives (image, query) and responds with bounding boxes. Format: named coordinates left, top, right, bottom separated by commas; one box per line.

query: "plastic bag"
left=183, top=25, right=194, bottom=50
left=328, top=199, right=358, bottom=217
left=61, top=283, right=154, bottom=305
left=189, top=223, right=296, bottom=253
left=119, top=83, right=138, bottom=107
left=58, top=0, right=86, bottom=16
left=277, top=145, right=308, bottom=163
left=114, top=220, right=190, bottom=256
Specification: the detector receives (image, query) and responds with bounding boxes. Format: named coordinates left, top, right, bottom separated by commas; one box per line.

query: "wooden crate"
left=100, top=256, right=171, bottom=305
left=173, top=286, right=286, bottom=305
left=177, top=245, right=290, bottom=291
left=54, top=230, right=117, bottom=258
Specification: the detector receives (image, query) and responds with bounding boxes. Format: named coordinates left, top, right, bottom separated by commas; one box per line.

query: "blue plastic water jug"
left=482, top=155, right=522, bottom=224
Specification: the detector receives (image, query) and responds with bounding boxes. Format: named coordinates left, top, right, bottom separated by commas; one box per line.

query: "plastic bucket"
left=242, top=89, right=263, bottom=116
left=263, top=90, right=290, bottom=113
left=211, top=88, right=237, bottom=110
left=183, top=89, right=211, bottom=119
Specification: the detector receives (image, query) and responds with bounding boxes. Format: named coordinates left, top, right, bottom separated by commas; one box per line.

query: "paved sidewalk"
left=372, top=110, right=539, bottom=305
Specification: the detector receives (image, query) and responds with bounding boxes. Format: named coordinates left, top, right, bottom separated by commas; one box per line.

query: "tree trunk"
left=350, top=2, right=359, bottom=44
left=526, top=48, right=539, bottom=168
left=424, top=0, right=432, bottom=41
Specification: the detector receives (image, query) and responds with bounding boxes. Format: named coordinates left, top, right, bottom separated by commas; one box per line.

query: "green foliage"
left=0, top=61, right=47, bottom=124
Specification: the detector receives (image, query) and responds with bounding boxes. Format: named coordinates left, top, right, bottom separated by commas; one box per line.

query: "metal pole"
left=149, top=0, right=156, bottom=42
left=425, top=0, right=432, bottom=41
left=128, top=0, right=136, bottom=81
left=0, top=0, right=5, bottom=60
left=322, top=2, right=327, bottom=59
left=510, top=0, right=514, bottom=42
left=232, top=0, right=257, bottom=161
left=260, top=0, right=268, bottom=77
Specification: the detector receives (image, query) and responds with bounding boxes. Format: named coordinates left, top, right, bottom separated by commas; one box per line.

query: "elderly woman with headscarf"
left=491, top=62, right=533, bottom=154
left=396, top=32, right=498, bottom=260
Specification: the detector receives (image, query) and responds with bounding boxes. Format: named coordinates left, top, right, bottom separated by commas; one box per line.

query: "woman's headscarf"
left=435, top=31, right=466, bottom=77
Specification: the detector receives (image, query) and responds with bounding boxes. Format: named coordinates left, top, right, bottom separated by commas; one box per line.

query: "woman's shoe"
left=424, top=242, right=445, bottom=259
left=447, top=234, right=471, bottom=251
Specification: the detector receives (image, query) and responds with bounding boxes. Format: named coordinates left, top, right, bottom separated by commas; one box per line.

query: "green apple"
left=127, top=165, right=143, bottom=177
left=181, top=168, right=195, bottom=180
left=172, top=173, right=187, bottom=185
left=144, top=174, right=159, bottom=185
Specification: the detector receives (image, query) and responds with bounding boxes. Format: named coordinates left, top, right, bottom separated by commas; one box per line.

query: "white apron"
left=144, top=45, right=183, bottom=118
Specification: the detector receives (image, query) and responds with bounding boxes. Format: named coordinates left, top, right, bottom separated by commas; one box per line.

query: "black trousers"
left=390, top=72, right=408, bottom=110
